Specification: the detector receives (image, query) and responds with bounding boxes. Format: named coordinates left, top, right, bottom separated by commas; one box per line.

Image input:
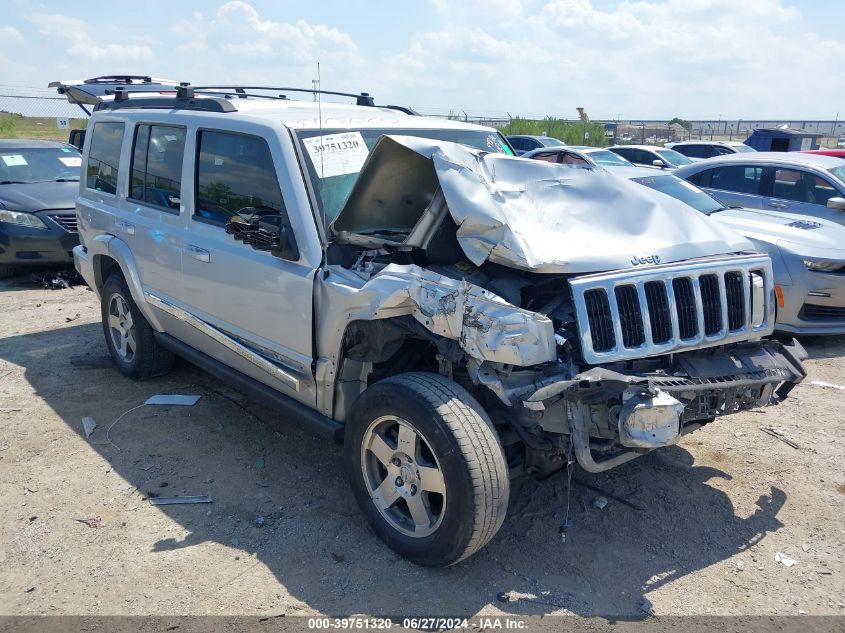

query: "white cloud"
left=170, top=2, right=361, bottom=83
left=30, top=12, right=154, bottom=63
left=2, top=0, right=842, bottom=119
left=0, top=26, right=24, bottom=41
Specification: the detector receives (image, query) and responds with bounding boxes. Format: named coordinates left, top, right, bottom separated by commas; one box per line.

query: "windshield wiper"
left=0, top=180, right=29, bottom=185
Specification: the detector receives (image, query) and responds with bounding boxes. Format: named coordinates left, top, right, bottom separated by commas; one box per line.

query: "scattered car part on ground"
left=57, top=76, right=807, bottom=567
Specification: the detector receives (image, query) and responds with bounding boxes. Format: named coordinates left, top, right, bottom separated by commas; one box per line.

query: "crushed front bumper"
left=521, top=338, right=807, bottom=472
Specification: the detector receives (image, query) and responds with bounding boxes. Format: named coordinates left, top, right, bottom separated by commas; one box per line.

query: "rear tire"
left=101, top=273, right=174, bottom=380
left=346, top=372, right=509, bottom=567
left=0, top=264, right=16, bottom=280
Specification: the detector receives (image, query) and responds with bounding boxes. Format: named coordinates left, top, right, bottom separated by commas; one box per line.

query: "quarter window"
left=195, top=131, right=286, bottom=225
left=86, top=122, right=124, bottom=194
left=129, top=124, right=186, bottom=211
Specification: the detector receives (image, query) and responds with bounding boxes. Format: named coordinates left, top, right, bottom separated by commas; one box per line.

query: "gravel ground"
left=0, top=274, right=843, bottom=618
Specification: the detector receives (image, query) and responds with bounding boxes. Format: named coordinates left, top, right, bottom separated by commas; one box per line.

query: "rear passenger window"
left=195, top=131, right=286, bottom=225
left=708, top=165, right=762, bottom=195
left=86, top=122, right=124, bottom=194
left=531, top=151, right=559, bottom=163
left=129, top=124, right=186, bottom=212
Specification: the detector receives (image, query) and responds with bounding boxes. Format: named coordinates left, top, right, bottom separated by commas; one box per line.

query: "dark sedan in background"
left=0, top=140, right=81, bottom=278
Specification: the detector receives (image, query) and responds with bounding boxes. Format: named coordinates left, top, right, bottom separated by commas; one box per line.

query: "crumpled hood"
left=331, top=135, right=752, bottom=274
left=0, top=181, right=78, bottom=212
left=713, top=208, right=845, bottom=255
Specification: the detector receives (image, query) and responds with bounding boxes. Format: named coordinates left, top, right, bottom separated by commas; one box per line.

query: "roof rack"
left=192, top=85, right=376, bottom=107
left=50, top=77, right=418, bottom=116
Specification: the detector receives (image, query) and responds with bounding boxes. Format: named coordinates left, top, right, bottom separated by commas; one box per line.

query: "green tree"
left=668, top=117, right=692, bottom=131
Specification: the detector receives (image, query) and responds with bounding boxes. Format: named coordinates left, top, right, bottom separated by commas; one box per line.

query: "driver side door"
left=179, top=128, right=319, bottom=405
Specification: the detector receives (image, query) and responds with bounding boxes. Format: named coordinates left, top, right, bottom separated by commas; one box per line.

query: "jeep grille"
left=571, top=254, right=775, bottom=365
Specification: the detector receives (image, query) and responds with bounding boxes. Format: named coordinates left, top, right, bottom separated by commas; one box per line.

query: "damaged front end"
left=320, top=134, right=807, bottom=476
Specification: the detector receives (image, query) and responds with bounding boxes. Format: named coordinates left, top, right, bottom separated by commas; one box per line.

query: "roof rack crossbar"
left=84, top=75, right=155, bottom=84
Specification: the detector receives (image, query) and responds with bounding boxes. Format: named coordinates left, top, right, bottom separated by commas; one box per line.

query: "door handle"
left=184, top=245, right=211, bottom=263
left=115, top=220, right=135, bottom=235
left=767, top=201, right=788, bottom=209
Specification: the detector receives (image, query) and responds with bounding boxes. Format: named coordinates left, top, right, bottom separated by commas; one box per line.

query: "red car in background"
left=802, top=149, right=845, bottom=159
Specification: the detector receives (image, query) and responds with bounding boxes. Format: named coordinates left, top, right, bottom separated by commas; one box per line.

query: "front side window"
left=708, top=165, right=763, bottom=195
left=130, top=124, right=186, bottom=211
left=195, top=130, right=286, bottom=225
left=86, top=122, right=125, bottom=194
left=771, top=168, right=812, bottom=203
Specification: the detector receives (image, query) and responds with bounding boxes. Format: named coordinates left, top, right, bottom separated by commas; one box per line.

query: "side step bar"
left=154, top=332, right=344, bottom=443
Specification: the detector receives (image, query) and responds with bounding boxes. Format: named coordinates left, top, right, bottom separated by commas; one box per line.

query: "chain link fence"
left=0, top=86, right=89, bottom=141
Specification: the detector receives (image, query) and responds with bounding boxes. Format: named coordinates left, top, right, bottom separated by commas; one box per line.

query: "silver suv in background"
left=57, top=76, right=806, bottom=567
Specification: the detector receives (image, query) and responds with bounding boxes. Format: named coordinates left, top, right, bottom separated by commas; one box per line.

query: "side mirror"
left=827, top=197, right=845, bottom=210
left=652, top=159, right=667, bottom=168
left=225, top=206, right=299, bottom=261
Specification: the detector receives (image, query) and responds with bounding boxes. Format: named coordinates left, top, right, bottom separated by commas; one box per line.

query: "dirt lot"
left=0, top=273, right=843, bottom=618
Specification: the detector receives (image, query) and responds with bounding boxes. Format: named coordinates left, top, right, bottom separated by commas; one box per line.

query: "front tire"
left=346, top=372, right=509, bottom=567
left=101, top=273, right=174, bottom=380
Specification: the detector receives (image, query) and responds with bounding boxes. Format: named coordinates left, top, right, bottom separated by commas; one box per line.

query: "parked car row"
left=522, top=145, right=845, bottom=335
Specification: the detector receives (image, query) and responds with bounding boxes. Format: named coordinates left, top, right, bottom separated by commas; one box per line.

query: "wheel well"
left=333, top=317, right=460, bottom=422
left=93, top=255, right=123, bottom=292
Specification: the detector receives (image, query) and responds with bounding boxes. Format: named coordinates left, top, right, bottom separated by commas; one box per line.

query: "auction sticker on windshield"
left=1, top=154, right=27, bottom=166
left=302, top=132, right=369, bottom=178
left=59, top=156, right=82, bottom=167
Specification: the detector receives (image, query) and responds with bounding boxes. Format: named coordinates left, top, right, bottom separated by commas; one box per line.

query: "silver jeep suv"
left=57, top=77, right=806, bottom=567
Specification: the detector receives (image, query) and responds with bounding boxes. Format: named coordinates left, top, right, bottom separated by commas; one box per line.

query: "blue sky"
left=1, top=0, right=842, bottom=119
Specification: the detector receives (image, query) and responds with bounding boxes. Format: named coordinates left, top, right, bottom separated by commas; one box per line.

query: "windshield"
left=296, top=128, right=513, bottom=224
left=655, top=148, right=693, bottom=166
left=586, top=149, right=633, bottom=166
left=631, top=174, right=724, bottom=214
left=539, top=136, right=566, bottom=146
left=829, top=165, right=845, bottom=183
left=731, top=144, right=755, bottom=153
left=0, top=147, right=81, bottom=184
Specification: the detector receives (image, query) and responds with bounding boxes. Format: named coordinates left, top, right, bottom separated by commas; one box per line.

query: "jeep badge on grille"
left=631, top=254, right=661, bottom=266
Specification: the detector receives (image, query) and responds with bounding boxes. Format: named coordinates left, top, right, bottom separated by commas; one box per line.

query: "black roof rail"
left=383, top=105, right=419, bottom=116
left=52, top=77, right=418, bottom=116
left=192, top=85, right=376, bottom=106
left=94, top=95, right=238, bottom=113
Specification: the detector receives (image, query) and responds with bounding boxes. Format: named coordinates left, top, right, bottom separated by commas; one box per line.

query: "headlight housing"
left=802, top=259, right=845, bottom=273
left=0, top=207, right=48, bottom=229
